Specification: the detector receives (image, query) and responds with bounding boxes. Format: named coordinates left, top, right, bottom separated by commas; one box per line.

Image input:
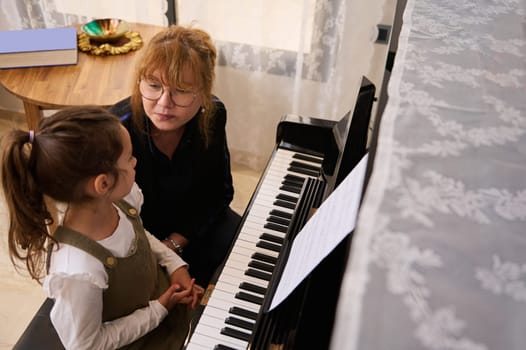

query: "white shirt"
left=43, top=183, right=187, bottom=350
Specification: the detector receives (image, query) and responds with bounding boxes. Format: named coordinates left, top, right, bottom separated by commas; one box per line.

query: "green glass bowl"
left=81, top=18, right=129, bottom=43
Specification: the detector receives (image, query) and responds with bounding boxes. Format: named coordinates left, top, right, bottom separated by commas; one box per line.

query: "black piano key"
left=240, top=282, right=267, bottom=295
left=225, top=316, right=255, bottom=331
left=256, top=240, right=282, bottom=252
left=236, top=291, right=264, bottom=305
left=214, top=345, right=238, bottom=350
left=260, top=232, right=284, bottom=245
left=221, top=327, right=251, bottom=342
left=267, top=215, right=290, bottom=227
left=246, top=268, right=272, bottom=281
left=276, top=193, right=298, bottom=203
left=281, top=178, right=303, bottom=188
left=269, top=209, right=293, bottom=220
left=293, top=153, right=323, bottom=164
left=281, top=176, right=304, bottom=188
left=264, top=222, right=288, bottom=233
left=251, top=252, right=278, bottom=265
left=280, top=184, right=302, bottom=194
left=248, top=259, right=274, bottom=273
left=229, top=306, right=258, bottom=320
left=290, top=160, right=321, bottom=172
left=274, top=199, right=296, bottom=210
left=288, top=165, right=319, bottom=177
left=284, top=173, right=306, bottom=183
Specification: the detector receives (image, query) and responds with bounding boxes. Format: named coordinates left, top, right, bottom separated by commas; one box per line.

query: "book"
left=0, top=27, right=78, bottom=69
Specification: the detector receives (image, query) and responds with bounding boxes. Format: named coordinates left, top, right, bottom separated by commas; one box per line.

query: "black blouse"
left=110, top=97, right=234, bottom=242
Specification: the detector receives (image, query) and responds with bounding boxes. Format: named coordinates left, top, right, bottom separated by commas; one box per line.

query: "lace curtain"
left=0, top=0, right=169, bottom=29
left=0, top=0, right=388, bottom=171
left=331, top=0, right=526, bottom=349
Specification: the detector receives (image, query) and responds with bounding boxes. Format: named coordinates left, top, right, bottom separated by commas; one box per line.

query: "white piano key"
left=206, top=294, right=259, bottom=319
left=184, top=341, right=211, bottom=350
left=215, top=280, right=259, bottom=298
left=218, top=270, right=268, bottom=290
left=211, top=289, right=262, bottom=312
left=244, top=223, right=287, bottom=237
left=201, top=303, right=255, bottom=325
left=260, top=184, right=300, bottom=197
left=230, top=242, right=278, bottom=260
left=234, top=239, right=280, bottom=258
left=252, top=202, right=294, bottom=215
left=244, top=206, right=271, bottom=220
left=191, top=323, right=247, bottom=349
left=199, top=317, right=249, bottom=338
left=244, top=223, right=288, bottom=238
left=199, top=313, right=251, bottom=336
left=219, top=266, right=269, bottom=289
left=199, top=304, right=229, bottom=320
left=226, top=251, right=251, bottom=266
left=235, top=227, right=262, bottom=240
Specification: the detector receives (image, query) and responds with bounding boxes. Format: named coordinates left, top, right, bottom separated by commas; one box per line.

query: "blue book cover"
left=0, top=27, right=77, bottom=53
left=0, top=27, right=78, bottom=68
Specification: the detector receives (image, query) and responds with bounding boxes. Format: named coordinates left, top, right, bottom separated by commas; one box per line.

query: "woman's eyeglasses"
left=139, top=78, right=197, bottom=107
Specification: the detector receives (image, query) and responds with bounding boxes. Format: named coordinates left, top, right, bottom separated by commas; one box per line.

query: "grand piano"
left=184, top=76, right=378, bottom=350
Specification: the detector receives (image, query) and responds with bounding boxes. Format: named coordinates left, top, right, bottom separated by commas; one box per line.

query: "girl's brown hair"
left=130, top=24, right=218, bottom=147
left=1, top=106, right=123, bottom=282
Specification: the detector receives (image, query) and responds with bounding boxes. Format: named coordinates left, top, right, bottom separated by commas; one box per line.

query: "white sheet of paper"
left=269, top=153, right=368, bottom=310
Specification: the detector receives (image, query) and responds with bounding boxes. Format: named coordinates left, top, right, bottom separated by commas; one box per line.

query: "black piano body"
left=185, top=76, right=377, bottom=350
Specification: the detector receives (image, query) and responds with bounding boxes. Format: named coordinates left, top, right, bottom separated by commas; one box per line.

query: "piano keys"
left=185, top=76, right=376, bottom=350
left=186, top=148, right=324, bottom=350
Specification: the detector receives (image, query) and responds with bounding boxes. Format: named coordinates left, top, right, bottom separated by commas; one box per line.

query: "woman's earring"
left=201, top=107, right=205, bottom=113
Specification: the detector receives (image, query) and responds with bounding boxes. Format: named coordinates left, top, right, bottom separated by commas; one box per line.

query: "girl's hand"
left=158, top=279, right=194, bottom=311
left=170, top=267, right=205, bottom=309
left=190, top=283, right=205, bottom=309
left=173, top=279, right=204, bottom=310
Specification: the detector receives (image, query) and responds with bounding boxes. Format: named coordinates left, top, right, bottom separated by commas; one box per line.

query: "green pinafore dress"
left=50, top=200, right=190, bottom=349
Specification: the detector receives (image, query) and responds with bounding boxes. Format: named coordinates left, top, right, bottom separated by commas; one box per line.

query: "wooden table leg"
left=22, top=101, right=43, bottom=130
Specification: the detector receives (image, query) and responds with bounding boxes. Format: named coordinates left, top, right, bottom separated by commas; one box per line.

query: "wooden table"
left=0, top=22, right=164, bottom=130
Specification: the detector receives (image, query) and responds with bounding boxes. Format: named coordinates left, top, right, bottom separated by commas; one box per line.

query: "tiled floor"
left=0, top=109, right=261, bottom=349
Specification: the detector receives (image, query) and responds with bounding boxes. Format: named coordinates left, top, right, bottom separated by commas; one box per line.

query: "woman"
left=110, top=24, right=240, bottom=287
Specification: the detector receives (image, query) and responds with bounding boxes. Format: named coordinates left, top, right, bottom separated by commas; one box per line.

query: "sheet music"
left=269, top=153, right=369, bottom=310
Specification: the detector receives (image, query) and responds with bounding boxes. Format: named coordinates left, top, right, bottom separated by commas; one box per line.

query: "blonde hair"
left=130, top=24, right=218, bottom=147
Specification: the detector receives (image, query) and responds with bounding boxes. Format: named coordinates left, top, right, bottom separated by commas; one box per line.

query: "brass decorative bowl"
left=81, top=18, right=129, bottom=43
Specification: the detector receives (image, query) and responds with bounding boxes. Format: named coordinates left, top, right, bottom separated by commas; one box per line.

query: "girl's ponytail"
left=1, top=129, right=54, bottom=282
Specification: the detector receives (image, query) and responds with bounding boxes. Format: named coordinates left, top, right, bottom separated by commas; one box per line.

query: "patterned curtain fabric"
left=1, top=1, right=91, bottom=30
left=0, top=0, right=169, bottom=30
left=332, top=0, right=526, bottom=349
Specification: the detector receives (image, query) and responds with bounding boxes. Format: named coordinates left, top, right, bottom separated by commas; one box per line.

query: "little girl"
left=1, top=106, right=203, bottom=349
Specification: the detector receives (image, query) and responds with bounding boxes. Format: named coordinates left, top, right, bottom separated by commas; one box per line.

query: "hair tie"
left=28, top=130, right=35, bottom=143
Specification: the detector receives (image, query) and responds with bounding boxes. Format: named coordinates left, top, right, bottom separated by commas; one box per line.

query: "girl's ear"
left=92, top=173, right=113, bottom=195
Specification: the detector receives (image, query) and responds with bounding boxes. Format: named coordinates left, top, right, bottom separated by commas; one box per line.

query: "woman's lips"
left=155, top=112, right=174, bottom=121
